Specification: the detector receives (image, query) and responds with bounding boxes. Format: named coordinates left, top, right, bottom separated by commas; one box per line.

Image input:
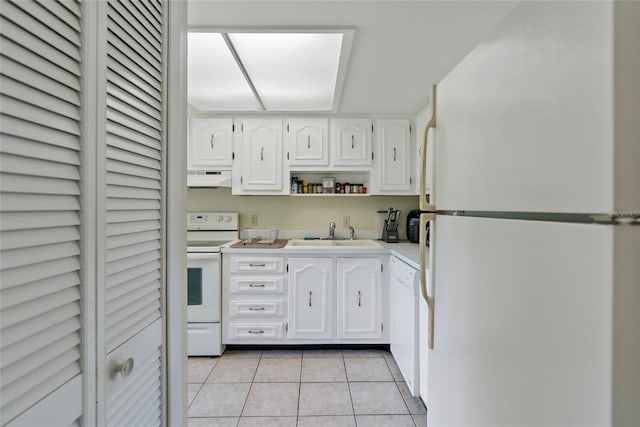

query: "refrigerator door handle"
left=420, top=213, right=436, bottom=349
left=420, top=85, right=437, bottom=212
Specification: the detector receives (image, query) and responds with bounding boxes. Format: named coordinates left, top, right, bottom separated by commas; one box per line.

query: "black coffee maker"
left=406, top=209, right=429, bottom=246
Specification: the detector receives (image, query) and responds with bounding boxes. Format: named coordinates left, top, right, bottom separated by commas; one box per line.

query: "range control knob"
left=216, top=215, right=223, bottom=222
left=224, top=216, right=232, bottom=222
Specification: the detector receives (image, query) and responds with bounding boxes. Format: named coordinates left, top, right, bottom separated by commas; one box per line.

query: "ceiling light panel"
left=228, top=33, right=343, bottom=111
left=188, top=32, right=260, bottom=111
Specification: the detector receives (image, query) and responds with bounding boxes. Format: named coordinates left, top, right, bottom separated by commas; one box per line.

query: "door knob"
left=112, top=357, right=135, bottom=379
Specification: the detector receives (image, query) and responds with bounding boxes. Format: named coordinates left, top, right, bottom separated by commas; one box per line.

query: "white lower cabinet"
left=224, top=255, right=287, bottom=342
left=337, top=258, right=383, bottom=339
left=224, top=253, right=386, bottom=344
left=287, top=258, right=333, bottom=339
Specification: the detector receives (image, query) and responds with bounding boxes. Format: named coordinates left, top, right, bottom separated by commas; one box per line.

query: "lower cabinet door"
left=337, top=258, right=383, bottom=339
left=287, top=258, right=333, bottom=339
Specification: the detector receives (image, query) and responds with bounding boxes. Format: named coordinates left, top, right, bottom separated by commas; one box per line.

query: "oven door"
left=187, top=252, right=221, bottom=322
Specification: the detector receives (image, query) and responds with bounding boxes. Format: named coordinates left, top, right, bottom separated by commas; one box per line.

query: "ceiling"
left=188, top=0, right=519, bottom=115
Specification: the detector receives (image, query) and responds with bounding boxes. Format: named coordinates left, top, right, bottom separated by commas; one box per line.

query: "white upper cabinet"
left=286, top=118, right=329, bottom=166
left=331, top=118, right=373, bottom=166
left=189, top=118, right=234, bottom=169
left=235, top=118, right=285, bottom=193
left=372, top=119, right=412, bottom=193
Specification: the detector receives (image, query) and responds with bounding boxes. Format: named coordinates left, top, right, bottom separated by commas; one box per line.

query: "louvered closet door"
left=0, top=0, right=84, bottom=425
left=99, top=0, right=166, bottom=425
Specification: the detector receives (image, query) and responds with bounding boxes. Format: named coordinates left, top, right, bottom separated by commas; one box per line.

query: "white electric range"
left=187, top=212, right=238, bottom=356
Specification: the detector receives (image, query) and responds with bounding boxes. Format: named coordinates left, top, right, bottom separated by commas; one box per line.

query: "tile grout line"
left=236, top=353, right=262, bottom=425
left=384, top=354, right=428, bottom=420
left=296, top=353, right=303, bottom=427
left=392, top=379, right=417, bottom=426
left=343, top=353, right=359, bottom=426
left=187, top=358, right=218, bottom=412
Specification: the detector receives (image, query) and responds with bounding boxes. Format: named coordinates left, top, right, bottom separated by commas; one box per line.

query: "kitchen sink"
left=333, top=240, right=382, bottom=247
left=287, top=239, right=382, bottom=248
left=286, top=239, right=336, bottom=247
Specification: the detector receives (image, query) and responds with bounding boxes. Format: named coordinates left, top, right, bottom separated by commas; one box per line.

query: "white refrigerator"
left=418, top=1, right=640, bottom=426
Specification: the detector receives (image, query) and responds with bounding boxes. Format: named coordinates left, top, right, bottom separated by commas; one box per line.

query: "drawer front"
left=228, top=323, right=284, bottom=340
left=230, top=276, right=285, bottom=294
left=230, top=256, right=285, bottom=273
left=229, top=300, right=284, bottom=317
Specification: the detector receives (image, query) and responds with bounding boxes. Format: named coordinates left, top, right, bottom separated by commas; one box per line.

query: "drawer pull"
left=249, top=307, right=265, bottom=311
left=248, top=330, right=265, bottom=334
left=249, top=263, right=267, bottom=267
left=249, top=283, right=266, bottom=288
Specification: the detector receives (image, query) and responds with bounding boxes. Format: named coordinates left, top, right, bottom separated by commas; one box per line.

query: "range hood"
left=187, top=170, right=232, bottom=187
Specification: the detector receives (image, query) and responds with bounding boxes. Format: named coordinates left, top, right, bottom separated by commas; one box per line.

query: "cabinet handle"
left=393, top=147, right=397, bottom=162
left=307, top=135, right=311, bottom=149
left=249, top=307, right=265, bottom=311
left=248, top=330, right=265, bottom=334
left=358, top=290, right=361, bottom=307
left=260, top=146, right=264, bottom=161
left=210, top=134, right=214, bottom=149
left=351, top=134, right=355, bottom=149
left=249, top=263, right=266, bottom=267
left=249, top=283, right=266, bottom=288
left=308, top=290, right=313, bottom=307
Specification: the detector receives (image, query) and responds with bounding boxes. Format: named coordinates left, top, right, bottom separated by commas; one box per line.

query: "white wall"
left=188, top=188, right=418, bottom=239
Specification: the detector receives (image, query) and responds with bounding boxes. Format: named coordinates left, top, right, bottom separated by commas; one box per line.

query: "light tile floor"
left=188, top=349, right=427, bottom=427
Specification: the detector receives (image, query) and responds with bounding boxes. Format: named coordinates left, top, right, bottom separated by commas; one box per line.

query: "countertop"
left=222, top=239, right=421, bottom=270
left=378, top=241, right=420, bottom=270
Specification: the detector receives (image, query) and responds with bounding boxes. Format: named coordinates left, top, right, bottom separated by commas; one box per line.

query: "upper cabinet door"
left=287, top=119, right=329, bottom=166
left=189, top=118, right=234, bottom=169
left=331, top=118, right=373, bottom=166
left=375, top=119, right=412, bottom=192
left=241, top=118, right=283, bottom=191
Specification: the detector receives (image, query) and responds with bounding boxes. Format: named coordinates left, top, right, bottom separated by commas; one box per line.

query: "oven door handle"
left=187, top=253, right=220, bottom=260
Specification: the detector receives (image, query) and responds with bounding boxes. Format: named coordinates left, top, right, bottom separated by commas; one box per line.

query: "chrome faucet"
left=349, top=226, right=355, bottom=240
left=329, top=221, right=336, bottom=239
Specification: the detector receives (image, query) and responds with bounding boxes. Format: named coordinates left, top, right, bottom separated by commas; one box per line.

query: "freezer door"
left=434, top=1, right=616, bottom=213
left=428, top=215, right=614, bottom=426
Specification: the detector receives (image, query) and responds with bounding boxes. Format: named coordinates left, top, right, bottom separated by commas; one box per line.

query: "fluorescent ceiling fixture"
left=187, top=31, right=350, bottom=112
left=229, top=33, right=343, bottom=111
left=188, top=32, right=260, bottom=111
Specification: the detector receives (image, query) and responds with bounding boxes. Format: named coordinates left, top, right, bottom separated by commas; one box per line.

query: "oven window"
left=187, top=267, right=203, bottom=306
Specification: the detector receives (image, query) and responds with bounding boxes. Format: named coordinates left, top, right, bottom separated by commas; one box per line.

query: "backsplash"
left=188, top=188, right=419, bottom=240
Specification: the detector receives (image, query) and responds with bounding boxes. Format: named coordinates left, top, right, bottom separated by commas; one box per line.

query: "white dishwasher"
left=390, top=255, right=420, bottom=396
